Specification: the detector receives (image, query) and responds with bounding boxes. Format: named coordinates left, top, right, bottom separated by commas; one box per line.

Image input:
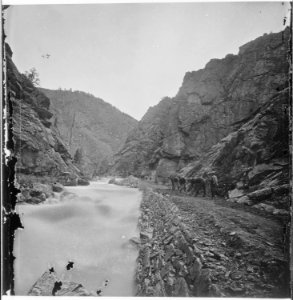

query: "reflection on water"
left=14, top=180, right=142, bottom=296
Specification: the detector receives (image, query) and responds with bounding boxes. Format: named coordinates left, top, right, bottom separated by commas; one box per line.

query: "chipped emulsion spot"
left=95, top=279, right=110, bottom=296
left=52, top=281, right=62, bottom=296
left=96, top=289, right=102, bottom=296
left=66, top=261, right=74, bottom=270
left=104, top=279, right=109, bottom=287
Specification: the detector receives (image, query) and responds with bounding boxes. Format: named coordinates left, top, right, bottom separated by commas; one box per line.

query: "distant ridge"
left=40, top=88, right=138, bottom=177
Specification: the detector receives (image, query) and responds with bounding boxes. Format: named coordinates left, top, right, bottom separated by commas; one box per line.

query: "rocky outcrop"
left=112, top=28, right=290, bottom=183
left=17, top=182, right=53, bottom=204
left=40, top=88, right=137, bottom=177
left=5, top=43, right=88, bottom=201
left=179, top=88, right=290, bottom=215
left=7, top=45, right=78, bottom=177
left=28, top=270, right=93, bottom=296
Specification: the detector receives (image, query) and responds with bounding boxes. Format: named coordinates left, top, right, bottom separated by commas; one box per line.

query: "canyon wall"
left=179, top=88, right=290, bottom=207
left=112, top=28, right=290, bottom=184
left=41, top=88, right=137, bottom=177
left=5, top=43, right=86, bottom=190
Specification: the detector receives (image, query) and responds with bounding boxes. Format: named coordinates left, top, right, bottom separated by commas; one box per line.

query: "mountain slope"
left=180, top=87, right=290, bottom=196
left=40, top=88, right=137, bottom=177
left=6, top=43, right=82, bottom=184
left=112, top=28, right=290, bottom=182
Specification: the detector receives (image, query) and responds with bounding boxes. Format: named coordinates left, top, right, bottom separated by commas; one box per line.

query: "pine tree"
left=73, top=148, right=83, bottom=165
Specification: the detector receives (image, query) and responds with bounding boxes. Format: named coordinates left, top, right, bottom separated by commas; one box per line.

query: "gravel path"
left=158, top=190, right=290, bottom=297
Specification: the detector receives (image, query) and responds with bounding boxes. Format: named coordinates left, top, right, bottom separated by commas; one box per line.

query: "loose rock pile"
left=135, top=189, right=221, bottom=297
left=17, top=182, right=65, bottom=204
left=227, top=184, right=290, bottom=216
left=17, top=183, right=54, bottom=204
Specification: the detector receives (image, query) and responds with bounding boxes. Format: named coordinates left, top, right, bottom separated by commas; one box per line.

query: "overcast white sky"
left=5, top=2, right=290, bottom=120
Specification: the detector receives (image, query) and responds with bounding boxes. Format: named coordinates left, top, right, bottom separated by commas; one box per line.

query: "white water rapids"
left=14, top=180, right=142, bottom=296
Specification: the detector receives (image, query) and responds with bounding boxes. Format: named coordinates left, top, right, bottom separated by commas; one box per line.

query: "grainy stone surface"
left=135, top=189, right=217, bottom=297
left=135, top=188, right=290, bottom=297
left=112, top=29, right=290, bottom=184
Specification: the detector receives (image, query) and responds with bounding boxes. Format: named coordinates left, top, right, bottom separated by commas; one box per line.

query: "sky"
left=4, top=1, right=290, bottom=120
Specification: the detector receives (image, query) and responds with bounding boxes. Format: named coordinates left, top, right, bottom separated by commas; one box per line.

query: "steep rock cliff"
left=40, top=88, right=137, bottom=177
left=112, top=28, right=290, bottom=182
left=6, top=43, right=82, bottom=186
left=180, top=88, right=290, bottom=203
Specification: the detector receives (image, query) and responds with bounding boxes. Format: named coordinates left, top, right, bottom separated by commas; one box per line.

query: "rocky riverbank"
left=134, top=188, right=290, bottom=297
left=16, top=175, right=91, bottom=204
left=135, top=188, right=218, bottom=297
left=17, top=181, right=63, bottom=204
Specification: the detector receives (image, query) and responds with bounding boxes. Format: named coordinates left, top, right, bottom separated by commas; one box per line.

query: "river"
left=14, top=180, right=142, bottom=296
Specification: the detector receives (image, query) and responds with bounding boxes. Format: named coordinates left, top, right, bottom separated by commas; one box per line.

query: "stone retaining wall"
left=135, top=189, right=221, bottom=297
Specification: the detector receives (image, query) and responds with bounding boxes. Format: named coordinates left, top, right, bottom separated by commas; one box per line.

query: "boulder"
left=129, top=237, right=141, bottom=246
left=77, top=178, right=90, bottom=186
left=248, top=163, right=283, bottom=185
left=108, top=178, right=116, bottom=184
left=247, top=188, right=273, bottom=202
left=235, top=196, right=252, bottom=205
left=229, top=189, right=245, bottom=199
left=273, top=208, right=290, bottom=216
left=140, top=230, right=153, bottom=242
left=28, top=270, right=93, bottom=296
left=273, top=184, right=290, bottom=195
left=26, top=197, right=45, bottom=205
left=111, top=175, right=140, bottom=188
left=32, top=183, right=53, bottom=198
left=18, top=183, right=53, bottom=203
left=52, top=183, right=64, bottom=193
left=63, top=181, right=77, bottom=186
left=253, top=203, right=276, bottom=214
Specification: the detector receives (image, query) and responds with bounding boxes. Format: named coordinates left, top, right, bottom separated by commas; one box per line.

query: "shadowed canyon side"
left=179, top=88, right=290, bottom=192
left=40, top=88, right=137, bottom=178
left=5, top=43, right=90, bottom=194
left=112, top=28, right=290, bottom=184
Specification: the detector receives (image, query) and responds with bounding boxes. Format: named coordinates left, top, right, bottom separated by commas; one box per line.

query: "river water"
left=14, top=180, right=142, bottom=296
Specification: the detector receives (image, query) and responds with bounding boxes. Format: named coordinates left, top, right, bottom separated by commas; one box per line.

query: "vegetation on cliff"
left=40, top=88, right=137, bottom=177
left=5, top=43, right=89, bottom=198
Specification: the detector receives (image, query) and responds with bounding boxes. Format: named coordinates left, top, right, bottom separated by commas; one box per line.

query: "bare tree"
left=24, top=67, right=40, bottom=86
